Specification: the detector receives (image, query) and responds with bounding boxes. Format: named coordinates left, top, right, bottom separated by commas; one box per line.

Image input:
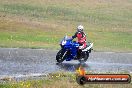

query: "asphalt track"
left=0, top=48, right=132, bottom=79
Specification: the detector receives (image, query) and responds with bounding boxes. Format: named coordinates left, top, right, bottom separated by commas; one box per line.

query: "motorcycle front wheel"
left=56, top=49, right=65, bottom=63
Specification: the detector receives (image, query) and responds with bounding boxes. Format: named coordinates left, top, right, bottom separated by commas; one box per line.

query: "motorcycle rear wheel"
left=78, top=52, right=89, bottom=63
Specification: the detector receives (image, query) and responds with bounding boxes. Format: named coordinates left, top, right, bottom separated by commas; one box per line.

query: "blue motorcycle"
left=56, top=36, right=93, bottom=63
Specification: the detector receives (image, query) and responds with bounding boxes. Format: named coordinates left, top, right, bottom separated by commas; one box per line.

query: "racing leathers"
left=72, top=31, right=87, bottom=50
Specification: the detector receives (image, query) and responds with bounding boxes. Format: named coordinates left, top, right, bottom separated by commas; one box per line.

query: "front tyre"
left=56, top=49, right=65, bottom=63
left=79, top=52, right=89, bottom=63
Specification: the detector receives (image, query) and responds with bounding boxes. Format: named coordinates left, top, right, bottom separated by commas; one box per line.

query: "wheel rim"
left=56, top=51, right=65, bottom=62
left=79, top=52, right=88, bottom=62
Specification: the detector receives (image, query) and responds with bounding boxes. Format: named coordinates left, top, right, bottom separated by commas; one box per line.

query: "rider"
left=72, top=25, right=87, bottom=51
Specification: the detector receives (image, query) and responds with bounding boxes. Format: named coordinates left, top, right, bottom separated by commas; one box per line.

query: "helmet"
left=77, top=25, right=84, bottom=32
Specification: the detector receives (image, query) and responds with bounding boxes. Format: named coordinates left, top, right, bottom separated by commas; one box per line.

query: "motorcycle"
left=56, top=36, right=93, bottom=63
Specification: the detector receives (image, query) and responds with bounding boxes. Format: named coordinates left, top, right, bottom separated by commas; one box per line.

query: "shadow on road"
left=56, top=62, right=88, bottom=72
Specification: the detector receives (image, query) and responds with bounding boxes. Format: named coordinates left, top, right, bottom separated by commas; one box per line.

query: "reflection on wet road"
left=0, top=48, right=132, bottom=78
left=57, top=61, right=132, bottom=73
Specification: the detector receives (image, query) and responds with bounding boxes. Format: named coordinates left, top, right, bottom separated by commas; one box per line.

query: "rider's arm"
left=72, top=32, right=77, bottom=39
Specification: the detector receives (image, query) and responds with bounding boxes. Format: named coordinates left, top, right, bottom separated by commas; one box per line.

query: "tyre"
left=79, top=51, right=89, bottom=63
left=76, top=76, right=86, bottom=85
left=56, top=49, right=65, bottom=63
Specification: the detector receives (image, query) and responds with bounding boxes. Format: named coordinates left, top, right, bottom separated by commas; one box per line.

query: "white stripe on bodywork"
left=82, top=43, right=93, bottom=51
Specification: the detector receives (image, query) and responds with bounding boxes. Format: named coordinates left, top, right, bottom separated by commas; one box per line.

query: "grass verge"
left=0, top=72, right=132, bottom=88
left=0, top=0, right=132, bottom=52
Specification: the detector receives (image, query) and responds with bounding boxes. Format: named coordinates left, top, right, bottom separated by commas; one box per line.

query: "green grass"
left=0, top=72, right=132, bottom=88
left=0, top=0, right=132, bottom=52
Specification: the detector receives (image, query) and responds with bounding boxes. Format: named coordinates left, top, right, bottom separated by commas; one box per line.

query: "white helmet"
left=77, top=25, right=84, bottom=32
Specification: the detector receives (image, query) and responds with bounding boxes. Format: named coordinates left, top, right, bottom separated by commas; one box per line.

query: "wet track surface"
left=0, top=48, right=132, bottom=78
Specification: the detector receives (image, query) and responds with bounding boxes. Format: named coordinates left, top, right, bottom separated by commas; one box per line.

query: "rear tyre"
left=56, top=49, right=65, bottom=63
left=78, top=52, right=89, bottom=63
